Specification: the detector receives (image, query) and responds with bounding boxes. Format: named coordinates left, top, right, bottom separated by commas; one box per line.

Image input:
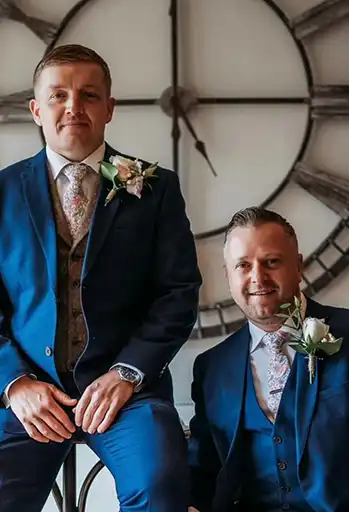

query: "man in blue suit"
left=189, top=206, right=349, bottom=512
left=0, top=44, right=201, bottom=511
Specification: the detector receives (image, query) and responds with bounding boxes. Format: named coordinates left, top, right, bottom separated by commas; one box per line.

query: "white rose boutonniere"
left=99, top=155, right=158, bottom=206
left=278, top=296, right=343, bottom=384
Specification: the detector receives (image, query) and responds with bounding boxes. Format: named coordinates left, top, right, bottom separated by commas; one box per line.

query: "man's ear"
left=298, top=253, right=303, bottom=282
left=29, top=99, right=42, bottom=127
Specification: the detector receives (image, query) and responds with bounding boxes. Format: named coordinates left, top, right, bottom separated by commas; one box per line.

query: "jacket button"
left=273, top=436, right=283, bottom=444
left=278, top=461, right=287, bottom=471
left=45, top=347, right=52, bottom=357
left=281, top=486, right=291, bottom=493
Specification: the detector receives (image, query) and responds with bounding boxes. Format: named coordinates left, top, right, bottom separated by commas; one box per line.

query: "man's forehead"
left=225, top=224, right=297, bottom=257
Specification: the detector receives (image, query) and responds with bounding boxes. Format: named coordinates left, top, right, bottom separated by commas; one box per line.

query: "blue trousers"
left=0, top=396, right=189, bottom=511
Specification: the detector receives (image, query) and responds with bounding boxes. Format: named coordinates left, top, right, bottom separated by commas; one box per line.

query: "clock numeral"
left=292, top=161, right=349, bottom=216
left=0, top=89, right=33, bottom=124
left=292, top=0, right=349, bottom=39
left=311, top=85, right=349, bottom=118
left=0, top=0, right=57, bottom=44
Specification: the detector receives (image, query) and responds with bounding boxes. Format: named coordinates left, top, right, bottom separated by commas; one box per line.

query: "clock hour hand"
left=176, top=102, right=217, bottom=177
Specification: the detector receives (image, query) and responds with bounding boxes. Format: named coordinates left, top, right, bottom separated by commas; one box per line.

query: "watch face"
left=117, top=366, right=139, bottom=384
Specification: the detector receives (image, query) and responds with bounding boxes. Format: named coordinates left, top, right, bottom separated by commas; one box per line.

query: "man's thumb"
left=51, top=386, right=77, bottom=405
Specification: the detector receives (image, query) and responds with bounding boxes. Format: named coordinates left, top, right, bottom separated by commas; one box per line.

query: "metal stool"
left=51, top=441, right=104, bottom=512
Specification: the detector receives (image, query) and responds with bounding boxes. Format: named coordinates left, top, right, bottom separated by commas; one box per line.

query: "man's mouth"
left=248, top=289, right=276, bottom=296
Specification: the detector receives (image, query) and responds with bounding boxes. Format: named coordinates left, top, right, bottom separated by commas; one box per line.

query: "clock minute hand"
left=176, top=102, right=217, bottom=177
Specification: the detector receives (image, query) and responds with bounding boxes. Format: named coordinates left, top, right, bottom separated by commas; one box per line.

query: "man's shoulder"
left=195, top=323, right=249, bottom=370
left=0, top=152, right=40, bottom=184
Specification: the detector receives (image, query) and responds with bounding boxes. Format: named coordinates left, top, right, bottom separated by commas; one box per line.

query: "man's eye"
left=267, top=259, right=279, bottom=266
left=51, top=92, right=65, bottom=99
left=236, top=262, right=248, bottom=269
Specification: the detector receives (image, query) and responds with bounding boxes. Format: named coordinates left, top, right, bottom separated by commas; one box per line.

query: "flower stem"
left=308, top=354, right=316, bottom=384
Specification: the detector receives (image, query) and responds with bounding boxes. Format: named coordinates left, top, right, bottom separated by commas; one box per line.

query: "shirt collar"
left=249, top=292, right=307, bottom=354
left=46, top=142, right=106, bottom=180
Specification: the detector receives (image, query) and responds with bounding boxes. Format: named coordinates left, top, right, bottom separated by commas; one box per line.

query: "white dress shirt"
left=249, top=293, right=306, bottom=421
left=2, top=143, right=143, bottom=407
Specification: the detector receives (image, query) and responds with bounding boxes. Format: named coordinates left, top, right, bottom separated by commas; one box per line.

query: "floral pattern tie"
left=263, top=331, right=291, bottom=416
left=62, top=163, right=90, bottom=240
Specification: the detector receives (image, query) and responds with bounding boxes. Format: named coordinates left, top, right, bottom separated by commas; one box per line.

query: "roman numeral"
left=292, top=0, right=349, bottom=39
left=0, top=0, right=57, bottom=44
left=311, top=85, right=349, bottom=118
left=0, top=89, right=33, bottom=124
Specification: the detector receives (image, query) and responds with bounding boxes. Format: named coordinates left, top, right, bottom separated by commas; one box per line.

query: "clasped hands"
left=8, top=370, right=134, bottom=443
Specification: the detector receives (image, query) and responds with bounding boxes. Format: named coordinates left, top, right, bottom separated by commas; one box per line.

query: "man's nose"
left=250, top=264, right=265, bottom=284
left=66, top=95, right=83, bottom=115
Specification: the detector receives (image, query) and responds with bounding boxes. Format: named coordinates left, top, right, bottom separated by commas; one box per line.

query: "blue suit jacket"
left=189, top=298, right=349, bottom=512
left=0, top=144, right=201, bottom=433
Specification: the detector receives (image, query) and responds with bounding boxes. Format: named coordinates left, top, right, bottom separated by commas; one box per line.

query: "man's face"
left=29, top=62, right=114, bottom=161
left=224, top=222, right=303, bottom=330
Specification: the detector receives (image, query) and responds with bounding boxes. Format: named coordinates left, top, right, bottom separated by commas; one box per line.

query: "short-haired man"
left=189, top=206, right=349, bottom=512
left=0, top=44, right=201, bottom=511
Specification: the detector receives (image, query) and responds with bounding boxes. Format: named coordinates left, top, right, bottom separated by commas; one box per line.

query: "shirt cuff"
left=109, top=363, right=145, bottom=392
left=2, top=374, right=37, bottom=409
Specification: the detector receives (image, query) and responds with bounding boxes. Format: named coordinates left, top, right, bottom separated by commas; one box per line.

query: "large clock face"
left=1, top=0, right=349, bottom=338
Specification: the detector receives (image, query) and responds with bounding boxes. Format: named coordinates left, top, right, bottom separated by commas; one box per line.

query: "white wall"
left=1, top=0, right=349, bottom=510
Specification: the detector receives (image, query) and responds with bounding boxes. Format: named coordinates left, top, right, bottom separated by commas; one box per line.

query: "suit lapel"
left=295, top=297, right=329, bottom=466
left=82, top=144, right=122, bottom=279
left=21, top=149, right=57, bottom=291
left=222, top=325, right=250, bottom=457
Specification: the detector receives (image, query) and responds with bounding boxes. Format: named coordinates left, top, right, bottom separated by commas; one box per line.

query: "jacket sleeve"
left=0, top=275, right=34, bottom=408
left=113, top=170, right=202, bottom=384
left=188, top=356, right=221, bottom=512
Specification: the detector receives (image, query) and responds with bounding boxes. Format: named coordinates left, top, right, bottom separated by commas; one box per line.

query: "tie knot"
left=64, top=163, right=90, bottom=185
left=262, top=331, right=288, bottom=354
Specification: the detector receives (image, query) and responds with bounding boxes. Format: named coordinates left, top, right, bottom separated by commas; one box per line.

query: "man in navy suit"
left=189, top=206, right=349, bottom=512
left=0, top=44, right=201, bottom=511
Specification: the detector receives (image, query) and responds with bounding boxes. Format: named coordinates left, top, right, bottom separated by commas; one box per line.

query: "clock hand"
left=175, top=100, right=217, bottom=177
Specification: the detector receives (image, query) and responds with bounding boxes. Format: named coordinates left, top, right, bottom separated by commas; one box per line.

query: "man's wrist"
left=2, top=374, right=37, bottom=408
left=110, top=364, right=144, bottom=392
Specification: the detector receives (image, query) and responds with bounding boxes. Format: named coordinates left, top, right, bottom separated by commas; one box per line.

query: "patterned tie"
left=263, top=331, right=291, bottom=416
left=62, top=163, right=90, bottom=239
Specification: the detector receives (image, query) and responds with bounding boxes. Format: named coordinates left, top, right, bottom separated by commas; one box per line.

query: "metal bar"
left=63, top=445, right=77, bottom=512
left=169, top=0, right=180, bottom=174
left=52, top=482, right=63, bottom=511
left=197, top=97, right=309, bottom=105
left=78, top=461, right=104, bottom=512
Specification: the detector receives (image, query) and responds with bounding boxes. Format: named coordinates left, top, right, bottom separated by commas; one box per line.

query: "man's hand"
left=189, top=508, right=200, bottom=512
left=74, top=370, right=134, bottom=434
left=8, top=376, right=77, bottom=443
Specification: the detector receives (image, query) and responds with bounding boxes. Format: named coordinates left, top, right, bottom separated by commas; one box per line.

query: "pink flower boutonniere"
left=100, top=155, right=158, bottom=206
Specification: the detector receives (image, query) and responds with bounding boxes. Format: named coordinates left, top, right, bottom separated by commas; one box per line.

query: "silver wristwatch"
left=114, top=364, right=142, bottom=387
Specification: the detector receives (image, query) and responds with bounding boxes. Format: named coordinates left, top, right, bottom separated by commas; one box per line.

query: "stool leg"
left=63, top=444, right=77, bottom=512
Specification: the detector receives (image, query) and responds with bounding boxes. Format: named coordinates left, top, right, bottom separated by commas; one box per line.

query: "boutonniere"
left=278, top=296, right=343, bottom=384
left=100, top=155, right=158, bottom=206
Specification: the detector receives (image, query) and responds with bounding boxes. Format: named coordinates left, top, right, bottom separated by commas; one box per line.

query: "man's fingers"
left=31, top=418, right=65, bottom=443
left=81, top=399, right=100, bottom=432
left=86, top=403, right=110, bottom=434
left=41, top=411, right=74, bottom=439
left=96, top=406, right=119, bottom=434
left=51, top=386, right=78, bottom=407
left=49, top=402, right=76, bottom=434
left=24, top=423, right=50, bottom=443
left=74, top=393, right=90, bottom=427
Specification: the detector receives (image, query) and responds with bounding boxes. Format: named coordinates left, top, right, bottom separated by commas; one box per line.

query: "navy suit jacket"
left=0, top=143, right=201, bottom=433
left=189, top=298, right=349, bottom=512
